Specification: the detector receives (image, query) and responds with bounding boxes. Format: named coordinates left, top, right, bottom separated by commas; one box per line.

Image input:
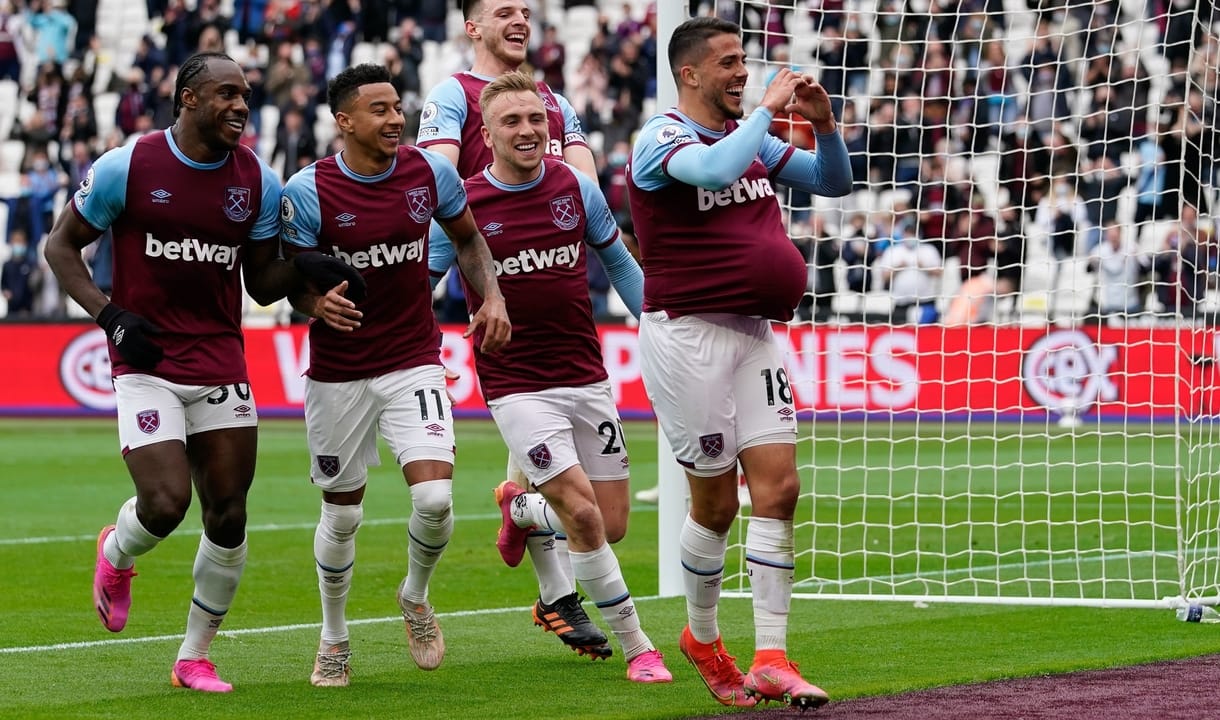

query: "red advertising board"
left=1, top=323, right=1217, bottom=420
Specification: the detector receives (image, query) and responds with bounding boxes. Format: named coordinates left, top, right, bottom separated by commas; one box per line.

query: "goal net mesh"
left=701, top=0, right=1220, bottom=607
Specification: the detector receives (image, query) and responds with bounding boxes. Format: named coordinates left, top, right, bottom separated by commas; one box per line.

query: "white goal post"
left=654, top=0, right=1220, bottom=609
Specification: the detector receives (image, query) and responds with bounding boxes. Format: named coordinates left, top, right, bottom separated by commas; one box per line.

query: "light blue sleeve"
left=576, top=173, right=642, bottom=318
left=251, top=159, right=283, bottom=241
left=278, top=165, right=322, bottom=250
left=72, top=143, right=134, bottom=231
left=771, top=129, right=854, bottom=197
left=427, top=219, right=457, bottom=291
left=417, top=78, right=468, bottom=145
left=555, top=93, right=588, bottom=146
left=421, top=149, right=469, bottom=220
left=659, top=109, right=776, bottom=191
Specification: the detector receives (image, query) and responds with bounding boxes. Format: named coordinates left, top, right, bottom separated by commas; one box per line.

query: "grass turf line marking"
left=1, top=507, right=659, bottom=547
left=0, top=597, right=665, bottom=655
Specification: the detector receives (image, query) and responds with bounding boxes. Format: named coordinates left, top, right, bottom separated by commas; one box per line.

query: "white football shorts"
left=638, top=311, right=797, bottom=477
left=486, top=381, right=631, bottom=487
left=113, top=373, right=258, bottom=454
left=304, top=365, right=455, bottom=492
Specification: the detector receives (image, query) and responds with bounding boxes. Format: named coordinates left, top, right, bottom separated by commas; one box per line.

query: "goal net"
left=656, top=0, right=1220, bottom=608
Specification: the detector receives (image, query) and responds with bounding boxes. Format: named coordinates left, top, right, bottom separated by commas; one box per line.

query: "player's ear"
left=334, top=110, right=354, bottom=136
left=481, top=125, right=492, bottom=149
left=465, top=19, right=480, bottom=41
left=679, top=65, right=699, bottom=90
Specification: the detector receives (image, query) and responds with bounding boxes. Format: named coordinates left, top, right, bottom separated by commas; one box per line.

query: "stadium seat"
left=93, top=92, right=120, bottom=142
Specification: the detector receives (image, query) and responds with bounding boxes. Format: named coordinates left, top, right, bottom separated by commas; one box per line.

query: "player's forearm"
left=454, top=232, right=503, bottom=301
left=774, top=129, right=853, bottom=197
left=244, top=256, right=301, bottom=307
left=45, top=239, right=109, bottom=317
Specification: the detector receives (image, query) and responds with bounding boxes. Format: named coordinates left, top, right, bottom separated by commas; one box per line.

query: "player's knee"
left=602, top=511, right=629, bottom=544
left=563, top=501, right=605, bottom=545
left=321, top=501, right=363, bottom=539
left=201, top=501, right=248, bottom=545
left=138, top=488, right=192, bottom=536
left=410, top=478, right=453, bottom=520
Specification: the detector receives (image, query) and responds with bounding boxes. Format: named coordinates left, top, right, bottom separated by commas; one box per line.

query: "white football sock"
left=177, top=534, right=246, bottom=660
left=400, top=479, right=452, bottom=604
left=745, top=517, right=794, bottom=652
left=529, top=532, right=576, bottom=604
left=570, top=543, right=652, bottom=660
left=315, top=501, right=362, bottom=646
left=106, top=496, right=162, bottom=569
left=680, top=516, right=728, bottom=644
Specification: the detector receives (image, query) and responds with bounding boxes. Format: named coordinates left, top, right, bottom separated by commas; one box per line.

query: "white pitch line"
left=0, top=596, right=666, bottom=655
left=0, top=515, right=495, bottom=547
left=1, top=506, right=659, bottom=547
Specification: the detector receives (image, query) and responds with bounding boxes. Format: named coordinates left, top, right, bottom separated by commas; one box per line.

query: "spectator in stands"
left=59, top=93, right=97, bottom=146
left=23, top=0, right=75, bottom=66
left=0, top=1, right=22, bottom=83
left=1019, top=17, right=1074, bottom=137
left=1132, top=117, right=1172, bottom=225
left=325, top=20, right=357, bottom=81
left=1155, top=203, right=1214, bottom=321
left=390, top=18, right=425, bottom=98
left=134, top=35, right=168, bottom=83
left=272, top=105, right=316, bottom=179
left=84, top=228, right=112, bottom=296
left=414, top=0, right=450, bottom=44
left=1, top=228, right=37, bottom=317
left=604, top=34, right=650, bottom=148
left=530, top=23, right=566, bottom=93
left=1078, top=153, right=1128, bottom=250
left=20, top=146, right=61, bottom=252
left=27, top=60, right=64, bottom=138
left=875, top=216, right=942, bottom=324
left=1033, top=177, right=1090, bottom=260
left=1088, top=221, right=1150, bottom=319
left=231, top=0, right=269, bottom=44
left=841, top=210, right=883, bottom=294
left=62, top=138, right=93, bottom=199
left=115, top=68, right=149, bottom=139
left=161, top=0, right=193, bottom=66
left=266, top=41, right=310, bottom=110
left=796, top=213, right=838, bottom=323
left=567, top=52, right=609, bottom=136
left=598, top=139, right=630, bottom=225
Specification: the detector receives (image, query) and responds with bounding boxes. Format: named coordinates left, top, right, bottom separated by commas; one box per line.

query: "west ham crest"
left=699, top=433, right=724, bottom=458
left=224, top=186, right=253, bottom=222
left=136, top=409, right=160, bottom=434
left=549, top=195, right=579, bottom=231
left=405, top=187, right=433, bottom=224
left=317, top=454, right=340, bottom=478
left=527, top=443, right=552, bottom=470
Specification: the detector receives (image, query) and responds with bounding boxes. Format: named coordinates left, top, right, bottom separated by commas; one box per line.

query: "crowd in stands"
left=0, top=0, right=1217, bottom=326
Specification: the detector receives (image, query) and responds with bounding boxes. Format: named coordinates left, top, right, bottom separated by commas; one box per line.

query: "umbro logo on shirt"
left=335, top=212, right=356, bottom=227
left=482, top=222, right=504, bottom=237
left=150, top=189, right=172, bottom=204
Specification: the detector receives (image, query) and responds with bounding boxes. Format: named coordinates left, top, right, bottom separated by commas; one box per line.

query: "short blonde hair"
left=478, top=70, right=540, bottom=119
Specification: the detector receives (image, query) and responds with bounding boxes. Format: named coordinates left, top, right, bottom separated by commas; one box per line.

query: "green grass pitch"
left=2, top=418, right=1219, bottom=719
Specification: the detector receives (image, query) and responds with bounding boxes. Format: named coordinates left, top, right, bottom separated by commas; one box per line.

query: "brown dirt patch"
left=697, top=654, right=1220, bottom=720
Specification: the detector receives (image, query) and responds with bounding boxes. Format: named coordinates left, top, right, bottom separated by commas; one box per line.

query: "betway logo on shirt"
left=145, top=233, right=239, bottom=270
left=331, top=238, right=424, bottom=269
left=494, top=242, right=580, bottom=276
left=696, top=177, right=775, bottom=211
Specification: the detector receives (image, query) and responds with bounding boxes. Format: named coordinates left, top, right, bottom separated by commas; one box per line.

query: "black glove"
left=96, top=303, right=164, bottom=370
left=292, top=252, right=367, bottom=303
